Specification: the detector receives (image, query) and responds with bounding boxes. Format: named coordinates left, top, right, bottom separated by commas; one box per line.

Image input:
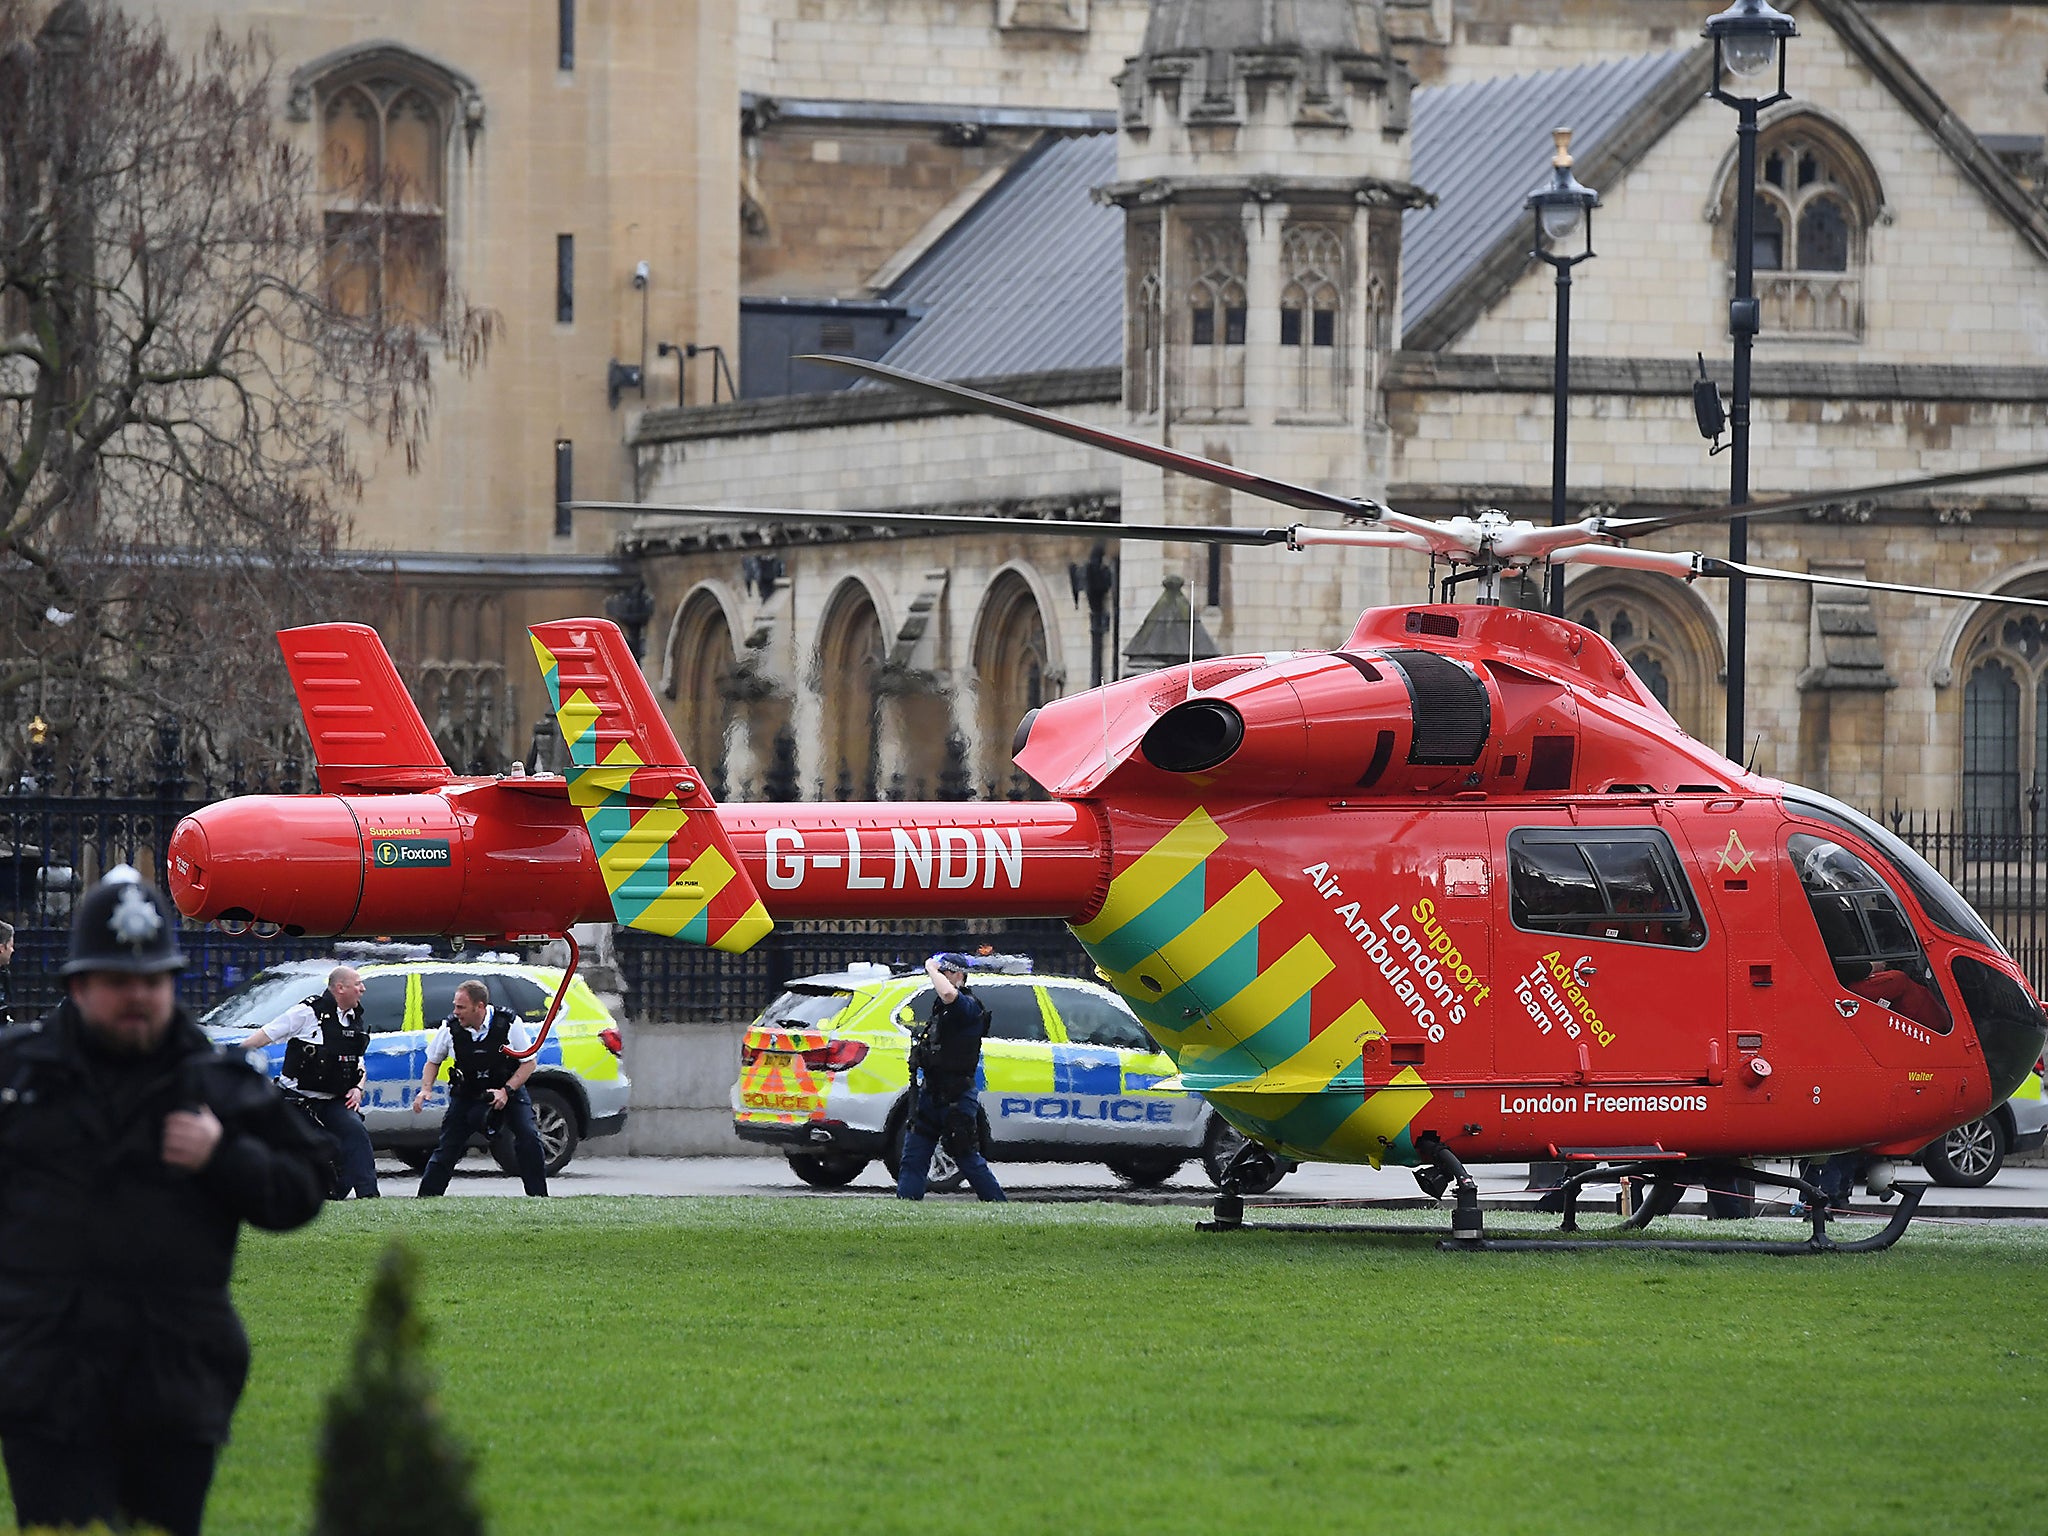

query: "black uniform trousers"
left=290, top=1091, right=380, bottom=1199
left=417, top=1086, right=548, bottom=1196
left=5, top=1431, right=217, bottom=1536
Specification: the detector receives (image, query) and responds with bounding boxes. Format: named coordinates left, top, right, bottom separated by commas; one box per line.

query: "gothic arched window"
left=1363, top=272, right=1390, bottom=422
left=1181, top=224, right=1247, bottom=416
left=1279, top=224, right=1346, bottom=417
left=814, top=580, right=885, bottom=800
left=667, top=588, right=737, bottom=779
left=1724, top=118, right=1879, bottom=339
left=1128, top=222, right=1163, bottom=419
left=1959, top=612, right=2048, bottom=840
left=1570, top=577, right=1723, bottom=743
left=973, top=571, right=1054, bottom=795
left=317, top=74, right=450, bottom=321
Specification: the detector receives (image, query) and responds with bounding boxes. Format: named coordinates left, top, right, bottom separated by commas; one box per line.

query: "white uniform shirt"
left=252, top=997, right=362, bottom=1100
left=426, top=1008, right=537, bottom=1075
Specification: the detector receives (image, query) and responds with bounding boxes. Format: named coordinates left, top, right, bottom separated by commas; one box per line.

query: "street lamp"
left=1704, top=0, right=1797, bottom=763
left=1527, top=127, right=1600, bottom=617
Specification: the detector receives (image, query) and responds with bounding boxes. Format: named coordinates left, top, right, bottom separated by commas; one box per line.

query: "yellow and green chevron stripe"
left=529, top=622, right=773, bottom=954
left=1072, top=806, right=1430, bottom=1167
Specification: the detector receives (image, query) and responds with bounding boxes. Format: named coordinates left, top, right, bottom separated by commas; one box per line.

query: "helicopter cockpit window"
left=1787, top=832, right=1952, bottom=1034
left=1507, top=829, right=1706, bottom=949
left=1781, top=791, right=2002, bottom=952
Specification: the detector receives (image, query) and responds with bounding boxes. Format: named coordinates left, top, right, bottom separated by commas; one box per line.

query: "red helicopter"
left=167, top=358, right=2048, bottom=1252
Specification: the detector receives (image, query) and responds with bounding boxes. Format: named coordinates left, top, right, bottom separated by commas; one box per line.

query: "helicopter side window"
left=1508, top=829, right=1706, bottom=949
left=1788, top=832, right=1952, bottom=1034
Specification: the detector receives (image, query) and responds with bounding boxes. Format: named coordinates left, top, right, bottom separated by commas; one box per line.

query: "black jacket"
left=922, top=988, right=990, bottom=1098
left=0, top=1002, right=328, bottom=1442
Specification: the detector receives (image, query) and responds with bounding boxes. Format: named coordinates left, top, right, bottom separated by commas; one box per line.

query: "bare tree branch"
left=0, top=0, right=491, bottom=776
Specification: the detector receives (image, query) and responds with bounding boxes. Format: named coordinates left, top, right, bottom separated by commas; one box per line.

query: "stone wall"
left=619, top=1019, right=755, bottom=1156
left=743, top=122, right=1041, bottom=296
left=738, top=0, right=1150, bottom=106
left=1448, top=29, right=2048, bottom=367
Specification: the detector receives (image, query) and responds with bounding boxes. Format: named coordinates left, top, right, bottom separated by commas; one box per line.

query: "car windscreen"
left=760, top=990, right=853, bottom=1027
left=198, top=972, right=319, bottom=1033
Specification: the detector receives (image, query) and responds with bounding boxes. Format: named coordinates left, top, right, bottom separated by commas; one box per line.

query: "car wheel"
left=1202, top=1116, right=1290, bottom=1194
left=393, top=1147, right=432, bottom=1172
left=1923, top=1113, right=2006, bottom=1187
left=1105, top=1156, right=1185, bottom=1188
left=494, top=1085, right=580, bottom=1178
left=787, top=1153, right=870, bottom=1189
left=887, top=1109, right=968, bottom=1194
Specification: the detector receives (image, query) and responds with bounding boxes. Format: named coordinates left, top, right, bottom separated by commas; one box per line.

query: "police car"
left=1917, top=1059, right=2048, bottom=1187
left=729, top=960, right=1286, bottom=1192
left=199, top=953, right=628, bottom=1177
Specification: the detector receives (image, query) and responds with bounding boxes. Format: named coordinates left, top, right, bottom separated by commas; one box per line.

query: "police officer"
left=0, top=918, right=15, bottom=1028
left=411, top=978, right=548, bottom=1196
left=0, top=868, right=327, bottom=1536
left=238, top=964, right=379, bottom=1199
left=895, top=953, right=1006, bottom=1202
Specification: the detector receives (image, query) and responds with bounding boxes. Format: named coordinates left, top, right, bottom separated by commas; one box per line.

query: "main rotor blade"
left=802, top=355, right=1384, bottom=522
left=1552, top=542, right=2048, bottom=609
left=569, top=501, right=1294, bottom=546
left=1703, top=556, right=2048, bottom=610
left=1605, top=456, right=2048, bottom=538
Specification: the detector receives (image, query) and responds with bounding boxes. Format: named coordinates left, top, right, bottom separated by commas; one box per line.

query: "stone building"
left=101, top=0, right=2048, bottom=826
left=136, top=0, right=740, bottom=768
left=626, top=0, right=2048, bottom=834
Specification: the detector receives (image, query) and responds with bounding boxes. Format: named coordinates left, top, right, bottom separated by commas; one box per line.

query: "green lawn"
left=10, top=1199, right=2048, bottom=1534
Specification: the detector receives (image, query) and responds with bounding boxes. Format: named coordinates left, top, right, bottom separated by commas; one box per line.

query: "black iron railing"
left=1878, top=808, right=2048, bottom=997
left=0, top=735, right=336, bottom=1018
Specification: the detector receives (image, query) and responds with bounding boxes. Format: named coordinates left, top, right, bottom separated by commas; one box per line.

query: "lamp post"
left=1526, top=127, right=1601, bottom=618
left=1704, top=0, right=1797, bottom=763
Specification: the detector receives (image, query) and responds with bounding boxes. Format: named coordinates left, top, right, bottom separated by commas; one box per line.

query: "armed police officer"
left=0, top=868, right=328, bottom=1536
left=894, top=952, right=1006, bottom=1202
left=239, top=964, right=379, bottom=1199
left=411, top=978, right=549, bottom=1196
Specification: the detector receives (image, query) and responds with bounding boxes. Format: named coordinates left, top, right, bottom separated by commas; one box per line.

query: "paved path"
left=377, top=1152, right=2048, bottom=1219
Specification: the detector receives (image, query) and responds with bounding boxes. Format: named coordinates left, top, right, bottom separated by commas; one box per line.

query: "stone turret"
left=1118, top=0, right=1411, bottom=181
left=1105, top=0, right=1430, bottom=656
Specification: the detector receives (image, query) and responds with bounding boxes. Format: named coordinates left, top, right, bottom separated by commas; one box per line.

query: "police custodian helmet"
left=61, top=865, right=188, bottom=976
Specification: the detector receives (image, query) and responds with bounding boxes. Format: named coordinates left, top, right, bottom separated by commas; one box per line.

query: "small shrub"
left=311, top=1240, right=485, bottom=1536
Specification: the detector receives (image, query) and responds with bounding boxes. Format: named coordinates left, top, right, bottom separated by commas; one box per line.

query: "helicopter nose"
left=166, top=796, right=364, bottom=933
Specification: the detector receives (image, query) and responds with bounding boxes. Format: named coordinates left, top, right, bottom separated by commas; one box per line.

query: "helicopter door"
left=1491, top=815, right=1715, bottom=1094
left=1780, top=830, right=1954, bottom=1041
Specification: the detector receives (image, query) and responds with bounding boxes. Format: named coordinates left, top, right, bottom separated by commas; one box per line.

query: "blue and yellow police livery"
left=730, top=963, right=1283, bottom=1191
left=201, top=956, right=628, bottom=1176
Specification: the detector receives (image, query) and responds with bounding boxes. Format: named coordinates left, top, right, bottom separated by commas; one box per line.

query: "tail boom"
left=169, top=793, right=1110, bottom=936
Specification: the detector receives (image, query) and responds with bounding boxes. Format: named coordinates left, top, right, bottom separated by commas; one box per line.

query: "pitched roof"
left=1400, top=47, right=1697, bottom=346
left=875, top=131, right=1124, bottom=381
left=865, top=6, right=2048, bottom=378
left=866, top=60, right=1700, bottom=379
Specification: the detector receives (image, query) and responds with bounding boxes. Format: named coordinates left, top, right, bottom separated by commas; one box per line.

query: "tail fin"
left=278, top=623, right=451, bottom=793
left=529, top=619, right=773, bottom=954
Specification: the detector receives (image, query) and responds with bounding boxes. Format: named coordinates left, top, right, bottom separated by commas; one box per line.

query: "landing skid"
left=1198, top=1142, right=1926, bottom=1255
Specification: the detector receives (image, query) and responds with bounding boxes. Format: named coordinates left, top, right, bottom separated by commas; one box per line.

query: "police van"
left=730, top=961, right=1286, bottom=1192
left=199, top=952, right=628, bottom=1177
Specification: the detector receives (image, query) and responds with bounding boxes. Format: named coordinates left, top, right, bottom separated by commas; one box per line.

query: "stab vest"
left=921, top=989, right=988, bottom=1094
left=282, top=991, right=368, bottom=1097
left=446, top=1009, right=517, bottom=1095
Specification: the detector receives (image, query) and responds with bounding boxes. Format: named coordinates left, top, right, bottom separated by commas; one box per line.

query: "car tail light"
left=801, top=1039, right=869, bottom=1072
left=600, top=1026, right=624, bottom=1057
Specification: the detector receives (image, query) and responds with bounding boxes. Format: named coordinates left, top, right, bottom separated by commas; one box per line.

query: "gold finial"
left=28, top=715, right=48, bottom=747
left=1552, top=126, right=1575, bottom=169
